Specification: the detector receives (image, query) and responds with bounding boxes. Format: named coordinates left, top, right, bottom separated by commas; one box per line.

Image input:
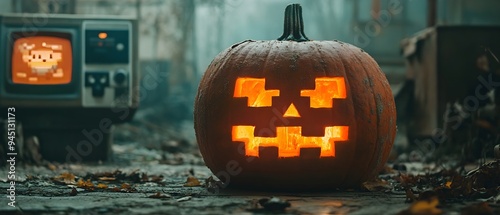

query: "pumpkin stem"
left=277, top=4, right=310, bottom=42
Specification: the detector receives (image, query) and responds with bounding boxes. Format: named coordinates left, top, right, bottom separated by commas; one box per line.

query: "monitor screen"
left=11, top=36, right=72, bottom=85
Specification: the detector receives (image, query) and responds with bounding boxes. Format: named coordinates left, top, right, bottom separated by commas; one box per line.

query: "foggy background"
left=2, top=0, right=500, bottom=147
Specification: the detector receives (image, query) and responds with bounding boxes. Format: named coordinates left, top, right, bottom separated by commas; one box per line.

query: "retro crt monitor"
left=0, top=14, right=139, bottom=122
left=0, top=14, right=139, bottom=161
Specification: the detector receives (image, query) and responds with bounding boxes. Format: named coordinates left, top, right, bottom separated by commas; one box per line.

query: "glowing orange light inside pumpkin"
left=234, top=78, right=279, bottom=107
left=232, top=77, right=349, bottom=158
left=232, top=126, right=348, bottom=157
left=283, top=103, right=300, bottom=117
left=300, top=77, right=346, bottom=108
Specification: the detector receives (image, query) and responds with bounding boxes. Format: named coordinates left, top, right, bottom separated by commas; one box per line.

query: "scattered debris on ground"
left=387, top=160, right=500, bottom=202
left=148, top=192, right=172, bottom=199
left=246, top=197, right=292, bottom=212
left=184, top=176, right=202, bottom=187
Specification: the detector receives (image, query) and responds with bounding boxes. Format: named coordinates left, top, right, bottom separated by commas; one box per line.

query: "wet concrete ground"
left=0, top=142, right=497, bottom=215
left=0, top=163, right=408, bottom=215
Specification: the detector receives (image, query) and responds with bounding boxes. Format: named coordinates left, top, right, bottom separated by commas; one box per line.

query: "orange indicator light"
left=98, top=32, right=107, bottom=39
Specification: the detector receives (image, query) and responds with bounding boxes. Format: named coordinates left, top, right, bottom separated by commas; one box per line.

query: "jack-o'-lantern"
left=194, top=4, right=396, bottom=190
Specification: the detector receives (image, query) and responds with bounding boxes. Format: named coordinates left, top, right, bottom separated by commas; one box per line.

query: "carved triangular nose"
left=283, top=103, right=300, bottom=117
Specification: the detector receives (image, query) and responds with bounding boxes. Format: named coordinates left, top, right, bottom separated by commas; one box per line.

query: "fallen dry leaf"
left=362, top=179, right=391, bottom=192
left=148, top=192, right=171, bottom=199
left=53, top=172, right=76, bottom=185
left=97, top=183, right=108, bottom=189
left=118, top=183, right=136, bottom=192
left=149, top=175, right=164, bottom=183
left=184, top=176, right=201, bottom=187
left=445, top=181, right=452, bottom=189
left=121, top=183, right=131, bottom=189
left=47, top=163, right=57, bottom=171
left=398, top=197, right=442, bottom=215
left=109, top=186, right=121, bottom=192
left=392, top=161, right=500, bottom=202
left=77, top=178, right=95, bottom=190
left=98, top=177, right=116, bottom=181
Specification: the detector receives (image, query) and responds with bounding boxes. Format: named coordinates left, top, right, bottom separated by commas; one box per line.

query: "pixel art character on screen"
left=12, top=36, right=72, bottom=85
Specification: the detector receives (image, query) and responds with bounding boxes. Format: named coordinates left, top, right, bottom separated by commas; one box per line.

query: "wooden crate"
left=400, top=26, right=500, bottom=138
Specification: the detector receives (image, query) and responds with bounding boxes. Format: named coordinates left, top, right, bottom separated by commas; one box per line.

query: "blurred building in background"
left=1, top=0, right=499, bottom=126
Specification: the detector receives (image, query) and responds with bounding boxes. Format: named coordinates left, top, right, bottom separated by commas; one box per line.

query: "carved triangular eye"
left=283, top=103, right=300, bottom=117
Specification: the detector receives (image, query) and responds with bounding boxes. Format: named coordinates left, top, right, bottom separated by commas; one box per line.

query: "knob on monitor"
left=114, top=69, right=127, bottom=85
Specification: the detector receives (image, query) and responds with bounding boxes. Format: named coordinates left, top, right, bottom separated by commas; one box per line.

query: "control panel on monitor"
left=82, top=21, right=133, bottom=107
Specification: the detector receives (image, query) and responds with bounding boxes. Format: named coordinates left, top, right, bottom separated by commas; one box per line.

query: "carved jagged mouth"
left=232, top=126, right=348, bottom=158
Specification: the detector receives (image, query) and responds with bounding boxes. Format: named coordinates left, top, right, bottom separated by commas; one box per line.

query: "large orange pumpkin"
left=194, top=4, right=396, bottom=190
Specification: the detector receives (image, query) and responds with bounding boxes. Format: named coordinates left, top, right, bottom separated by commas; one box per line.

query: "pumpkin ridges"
left=194, top=49, right=228, bottom=170
left=362, top=52, right=392, bottom=179
left=368, top=60, right=396, bottom=175
left=262, top=41, right=277, bottom=76
left=312, top=41, right=358, bottom=186
left=327, top=42, right=379, bottom=185
left=352, top=50, right=384, bottom=182
left=336, top=44, right=369, bottom=184
left=214, top=42, right=261, bottom=171
left=195, top=41, right=253, bottom=173
left=236, top=41, right=261, bottom=76
left=360, top=51, right=397, bottom=173
left=350, top=46, right=396, bottom=182
left=195, top=47, right=228, bottom=170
